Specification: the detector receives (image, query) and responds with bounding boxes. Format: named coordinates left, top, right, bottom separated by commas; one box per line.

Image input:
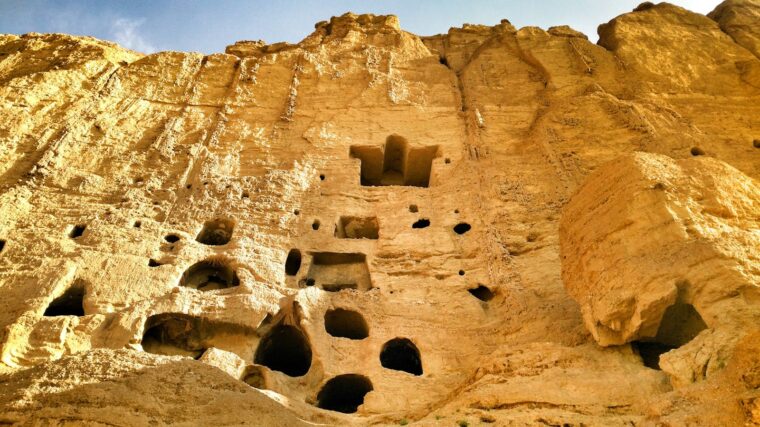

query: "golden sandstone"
left=0, top=1, right=759, bottom=425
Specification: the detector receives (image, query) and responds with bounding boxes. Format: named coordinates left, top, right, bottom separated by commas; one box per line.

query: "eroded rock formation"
left=0, top=1, right=758, bottom=425
left=560, top=153, right=759, bottom=386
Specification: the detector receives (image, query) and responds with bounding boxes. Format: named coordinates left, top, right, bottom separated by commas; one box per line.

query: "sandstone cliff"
left=0, top=1, right=759, bottom=426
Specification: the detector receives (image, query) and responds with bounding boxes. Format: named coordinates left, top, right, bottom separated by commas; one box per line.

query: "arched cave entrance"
left=632, top=302, right=707, bottom=370
left=254, top=324, right=312, bottom=377
left=179, top=259, right=240, bottom=291
left=324, top=308, right=369, bottom=339
left=380, top=337, right=423, bottom=375
left=141, top=313, right=207, bottom=359
left=317, top=374, right=373, bottom=413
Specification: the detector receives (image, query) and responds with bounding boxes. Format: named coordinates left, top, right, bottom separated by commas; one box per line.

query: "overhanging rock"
left=561, top=152, right=759, bottom=349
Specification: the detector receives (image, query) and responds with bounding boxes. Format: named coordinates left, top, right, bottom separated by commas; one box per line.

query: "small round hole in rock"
left=293, top=209, right=300, bottom=216
left=453, top=223, right=471, bottom=234
left=445, top=158, right=451, bottom=164
left=412, top=219, right=430, bottom=229
left=468, top=285, right=494, bottom=302
left=254, top=324, right=312, bottom=377
left=312, top=220, right=321, bottom=230
left=179, top=259, right=239, bottom=291
left=285, top=249, right=302, bottom=276
left=409, top=204, right=418, bottom=213
left=459, top=270, right=465, bottom=276
left=690, top=147, right=705, bottom=156
left=753, top=139, right=760, bottom=148
left=164, top=234, right=180, bottom=243
left=148, top=259, right=162, bottom=268
left=319, top=174, right=326, bottom=181
left=133, top=220, right=142, bottom=228
left=325, top=308, right=369, bottom=340
left=317, top=374, right=373, bottom=413
left=380, top=338, right=423, bottom=375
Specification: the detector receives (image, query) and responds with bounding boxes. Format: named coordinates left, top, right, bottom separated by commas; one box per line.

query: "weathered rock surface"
left=0, top=1, right=758, bottom=426
left=560, top=152, right=759, bottom=383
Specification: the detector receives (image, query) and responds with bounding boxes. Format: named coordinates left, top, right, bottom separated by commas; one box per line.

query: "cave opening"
left=350, top=135, right=439, bottom=187
left=196, top=218, right=234, bottom=246
left=380, top=338, right=423, bottom=375
left=44, top=281, right=86, bottom=317
left=254, top=324, right=312, bottom=377
left=412, top=219, right=430, bottom=229
left=632, top=302, right=707, bottom=370
left=141, top=313, right=206, bottom=359
left=469, top=285, right=494, bottom=302
left=285, top=249, right=302, bottom=276
left=0, top=239, right=5, bottom=254
left=317, top=374, right=373, bottom=413
left=179, top=259, right=239, bottom=291
left=305, top=252, right=372, bottom=292
left=690, top=147, right=705, bottom=156
left=69, top=224, right=86, bottom=239
left=335, top=216, right=379, bottom=239
left=453, top=222, right=471, bottom=235
left=324, top=308, right=369, bottom=340
left=164, top=234, right=180, bottom=243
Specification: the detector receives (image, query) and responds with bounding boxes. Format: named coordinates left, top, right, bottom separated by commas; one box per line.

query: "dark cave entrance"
left=632, top=302, right=707, bottom=370
left=380, top=337, right=423, bottom=375
left=254, top=324, right=312, bottom=377
left=317, top=374, right=373, bottom=413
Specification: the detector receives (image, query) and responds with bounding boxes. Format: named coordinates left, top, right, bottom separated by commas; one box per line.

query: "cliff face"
left=0, top=2, right=758, bottom=426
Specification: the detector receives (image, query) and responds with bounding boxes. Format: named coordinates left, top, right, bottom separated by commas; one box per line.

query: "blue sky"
left=0, top=0, right=723, bottom=54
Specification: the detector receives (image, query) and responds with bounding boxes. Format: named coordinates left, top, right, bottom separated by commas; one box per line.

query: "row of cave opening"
left=67, top=218, right=235, bottom=246
left=141, top=313, right=422, bottom=413
left=43, top=282, right=703, bottom=375
left=42, top=250, right=495, bottom=317
left=309, top=216, right=471, bottom=238
left=114, top=214, right=468, bottom=252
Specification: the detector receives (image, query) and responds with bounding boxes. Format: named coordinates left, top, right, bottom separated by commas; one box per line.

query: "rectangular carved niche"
left=350, top=135, right=439, bottom=187
left=335, top=216, right=379, bottom=239
left=306, top=252, right=371, bottom=292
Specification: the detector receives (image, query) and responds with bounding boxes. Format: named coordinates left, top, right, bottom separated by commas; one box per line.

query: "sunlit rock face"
left=0, top=2, right=759, bottom=425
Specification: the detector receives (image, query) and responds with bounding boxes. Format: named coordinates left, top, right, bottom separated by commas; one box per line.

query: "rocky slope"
left=0, top=1, right=758, bottom=426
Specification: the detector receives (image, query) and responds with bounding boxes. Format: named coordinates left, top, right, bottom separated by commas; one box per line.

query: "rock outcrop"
left=0, top=1, right=759, bottom=426
left=560, top=152, right=759, bottom=386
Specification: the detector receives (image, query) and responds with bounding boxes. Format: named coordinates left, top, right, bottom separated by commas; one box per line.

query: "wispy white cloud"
left=111, top=18, right=157, bottom=53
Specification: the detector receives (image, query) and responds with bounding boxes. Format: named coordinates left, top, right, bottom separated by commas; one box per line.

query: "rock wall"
left=0, top=2, right=758, bottom=426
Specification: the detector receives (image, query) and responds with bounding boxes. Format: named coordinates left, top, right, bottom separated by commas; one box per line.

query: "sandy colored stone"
left=0, top=1, right=758, bottom=425
left=560, top=152, right=759, bottom=386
